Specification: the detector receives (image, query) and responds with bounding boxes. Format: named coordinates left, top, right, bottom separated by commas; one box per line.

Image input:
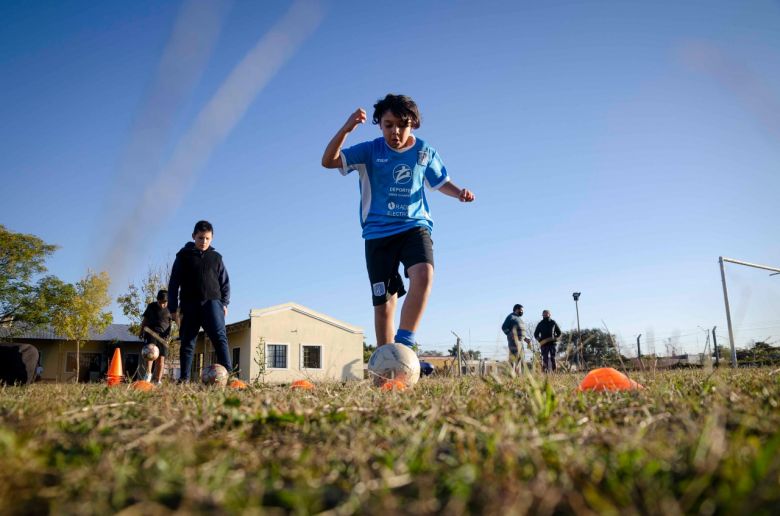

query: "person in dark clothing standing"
left=139, top=289, right=172, bottom=384
left=534, top=310, right=562, bottom=373
left=502, top=304, right=529, bottom=368
left=168, top=220, right=232, bottom=382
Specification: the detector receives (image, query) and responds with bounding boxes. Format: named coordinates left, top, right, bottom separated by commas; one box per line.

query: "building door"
left=66, top=352, right=103, bottom=383
left=124, top=353, right=140, bottom=379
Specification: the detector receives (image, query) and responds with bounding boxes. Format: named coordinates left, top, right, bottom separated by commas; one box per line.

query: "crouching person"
left=140, top=289, right=172, bottom=384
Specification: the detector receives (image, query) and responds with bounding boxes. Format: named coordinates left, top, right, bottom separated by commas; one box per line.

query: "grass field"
left=1, top=369, right=779, bottom=515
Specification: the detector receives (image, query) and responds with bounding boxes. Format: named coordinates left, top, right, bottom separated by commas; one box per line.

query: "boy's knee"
left=408, top=263, right=433, bottom=287
left=374, top=302, right=393, bottom=317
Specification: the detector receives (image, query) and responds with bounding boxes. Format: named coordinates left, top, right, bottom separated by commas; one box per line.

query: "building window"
left=266, top=344, right=288, bottom=369
left=302, top=345, right=322, bottom=369
left=232, top=347, right=240, bottom=373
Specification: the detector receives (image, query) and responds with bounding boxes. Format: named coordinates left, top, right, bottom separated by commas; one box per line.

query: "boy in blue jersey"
left=321, top=94, right=475, bottom=349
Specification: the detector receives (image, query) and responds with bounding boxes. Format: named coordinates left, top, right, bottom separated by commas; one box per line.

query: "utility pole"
left=452, top=331, right=463, bottom=377
left=712, top=326, right=719, bottom=367
left=636, top=334, right=642, bottom=359
left=573, top=292, right=582, bottom=368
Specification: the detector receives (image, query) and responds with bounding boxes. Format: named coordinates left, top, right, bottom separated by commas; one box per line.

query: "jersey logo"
left=393, top=164, right=412, bottom=184
left=387, top=202, right=396, bottom=210
left=417, top=149, right=430, bottom=166
left=372, top=282, right=386, bottom=297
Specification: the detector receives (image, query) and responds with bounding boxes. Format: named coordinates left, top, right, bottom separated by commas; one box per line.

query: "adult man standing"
left=502, top=304, right=529, bottom=369
left=534, top=310, right=562, bottom=373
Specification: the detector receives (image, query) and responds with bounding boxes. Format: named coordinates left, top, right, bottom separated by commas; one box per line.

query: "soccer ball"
left=141, top=343, right=159, bottom=362
left=367, top=343, right=421, bottom=387
left=201, top=364, right=229, bottom=386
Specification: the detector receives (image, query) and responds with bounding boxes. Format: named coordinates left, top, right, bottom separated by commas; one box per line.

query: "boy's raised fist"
left=343, top=108, right=367, bottom=132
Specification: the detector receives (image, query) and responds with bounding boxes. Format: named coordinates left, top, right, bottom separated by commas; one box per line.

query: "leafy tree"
left=736, top=341, right=780, bottom=365
left=117, top=263, right=179, bottom=363
left=51, top=271, right=113, bottom=382
left=420, top=350, right=444, bottom=356
left=116, top=263, right=171, bottom=336
left=711, top=345, right=728, bottom=362
left=363, top=341, right=376, bottom=362
left=0, top=225, right=70, bottom=333
left=253, top=336, right=268, bottom=384
left=559, top=328, right=619, bottom=366
left=446, top=347, right=481, bottom=360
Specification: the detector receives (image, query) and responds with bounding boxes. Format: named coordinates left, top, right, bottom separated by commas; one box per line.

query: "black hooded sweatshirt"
left=534, top=318, right=562, bottom=345
left=168, top=242, right=230, bottom=313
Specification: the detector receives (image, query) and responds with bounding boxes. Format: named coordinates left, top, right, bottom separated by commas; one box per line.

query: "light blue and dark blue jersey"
left=339, top=136, right=450, bottom=240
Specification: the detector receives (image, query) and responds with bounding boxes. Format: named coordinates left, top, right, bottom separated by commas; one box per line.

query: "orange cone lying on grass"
left=381, top=379, right=407, bottom=392
left=291, top=379, right=314, bottom=390
left=229, top=379, right=248, bottom=390
left=106, top=348, right=123, bottom=386
left=578, top=367, right=643, bottom=392
left=130, top=380, right=155, bottom=391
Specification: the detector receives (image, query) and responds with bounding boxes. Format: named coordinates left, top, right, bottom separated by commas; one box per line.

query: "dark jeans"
left=179, top=300, right=231, bottom=381
left=541, top=343, right=556, bottom=372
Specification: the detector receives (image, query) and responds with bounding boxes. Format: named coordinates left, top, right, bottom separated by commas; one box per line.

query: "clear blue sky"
left=2, top=0, right=779, bottom=358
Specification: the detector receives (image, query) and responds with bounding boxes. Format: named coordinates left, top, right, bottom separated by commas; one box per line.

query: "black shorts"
left=143, top=335, right=169, bottom=358
left=365, top=226, right=434, bottom=306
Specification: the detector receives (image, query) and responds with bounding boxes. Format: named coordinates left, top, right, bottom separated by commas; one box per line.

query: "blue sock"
left=395, top=329, right=415, bottom=348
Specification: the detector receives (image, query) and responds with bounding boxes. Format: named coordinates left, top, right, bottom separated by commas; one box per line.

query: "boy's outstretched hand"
left=342, top=108, right=367, bottom=133
left=459, top=188, right=475, bottom=202
left=439, top=182, right=476, bottom=202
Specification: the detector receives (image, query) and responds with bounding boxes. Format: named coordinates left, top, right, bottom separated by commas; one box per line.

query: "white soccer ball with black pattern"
left=367, top=343, right=421, bottom=387
left=201, top=364, right=229, bottom=386
left=141, top=343, right=159, bottom=362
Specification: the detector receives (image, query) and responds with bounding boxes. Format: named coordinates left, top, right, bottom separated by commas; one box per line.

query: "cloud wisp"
left=99, top=0, right=324, bottom=286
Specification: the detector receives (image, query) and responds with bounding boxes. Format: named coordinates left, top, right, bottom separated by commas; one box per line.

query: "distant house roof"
left=0, top=324, right=138, bottom=342
left=245, top=302, right=363, bottom=335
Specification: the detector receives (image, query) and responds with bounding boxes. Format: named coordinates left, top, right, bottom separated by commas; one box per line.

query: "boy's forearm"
left=219, top=262, right=230, bottom=306
left=321, top=127, right=350, bottom=169
left=439, top=181, right=462, bottom=198
left=322, top=109, right=366, bottom=168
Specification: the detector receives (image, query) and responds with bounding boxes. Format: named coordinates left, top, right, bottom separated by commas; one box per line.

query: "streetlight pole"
left=573, top=292, right=582, bottom=367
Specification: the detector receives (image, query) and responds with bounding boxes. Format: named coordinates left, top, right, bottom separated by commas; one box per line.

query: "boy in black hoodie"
left=168, top=220, right=232, bottom=382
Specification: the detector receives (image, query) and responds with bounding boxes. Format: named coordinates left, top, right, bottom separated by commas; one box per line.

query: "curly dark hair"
left=372, top=94, right=421, bottom=129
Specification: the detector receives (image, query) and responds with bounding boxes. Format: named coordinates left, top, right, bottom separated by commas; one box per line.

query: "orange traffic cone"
left=107, top=348, right=123, bottom=386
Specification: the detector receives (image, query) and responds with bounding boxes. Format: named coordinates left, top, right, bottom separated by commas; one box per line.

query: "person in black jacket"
left=139, top=289, right=172, bottom=384
left=501, top=304, right=529, bottom=367
left=168, top=220, right=232, bottom=382
left=534, top=310, right=562, bottom=373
